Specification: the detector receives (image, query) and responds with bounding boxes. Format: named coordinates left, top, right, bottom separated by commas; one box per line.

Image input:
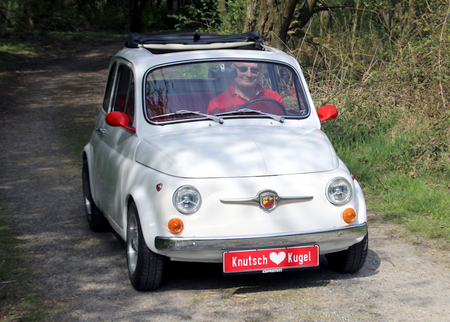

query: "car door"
left=91, top=61, right=136, bottom=228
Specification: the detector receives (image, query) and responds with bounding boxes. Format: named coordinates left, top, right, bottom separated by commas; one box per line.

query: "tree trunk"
left=406, top=0, right=415, bottom=36
left=22, top=0, right=34, bottom=31
left=1, top=0, right=10, bottom=33
left=271, top=0, right=298, bottom=49
left=320, top=9, right=332, bottom=40
left=243, top=0, right=299, bottom=50
left=350, top=0, right=360, bottom=55
left=130, top=0, right=149, bottom=32
left=218, top=0, right=229, bottom=31
left=243, top=0, right=259, bottom=33
left=242, top=0, right=321, bottom=50
left=351, top=0, right=360, bottom=38
left=298, top=0, right=317, bottom=28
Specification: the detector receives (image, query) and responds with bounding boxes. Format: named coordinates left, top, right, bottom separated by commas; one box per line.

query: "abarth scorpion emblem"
left=259, top=190, right=279, bottom=212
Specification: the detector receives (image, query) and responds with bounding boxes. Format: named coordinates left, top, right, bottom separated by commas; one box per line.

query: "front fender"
left=354, top=179, right=367, bottom=224
left=124, top=169, right=167, bottom=253
left=82, top=143, right=96, bottom=201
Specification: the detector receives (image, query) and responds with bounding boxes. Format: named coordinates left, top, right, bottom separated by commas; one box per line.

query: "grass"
left=0, top=41, right=39, bottom=54
left=0, top=212, right=48, bottom=321
left=312, top=25, right=450, bottom=248
left=369, top=175, right=449, bottom=242
left=321, top=115, right=450, bottom=247
left=0, top=31, right=127, bottom=72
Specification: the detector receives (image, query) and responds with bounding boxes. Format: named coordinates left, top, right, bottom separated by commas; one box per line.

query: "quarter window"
left=102, top=62, right=117, bottom=112
left=113, top=65, right=135, bottom=122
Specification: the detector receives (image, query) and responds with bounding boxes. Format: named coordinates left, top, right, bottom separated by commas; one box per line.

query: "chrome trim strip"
left=220, top=193, right=313, bottom=208
left=278, top=196, right=314, bottom=205
left=154, top=222, right=367, bottom=251
left=220, top=196, right=259, bottom=206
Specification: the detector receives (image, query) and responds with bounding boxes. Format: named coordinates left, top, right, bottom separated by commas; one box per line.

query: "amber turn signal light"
left=168, top=218, right=184, bottom=234
left=342, top=208, right=356, bottom=223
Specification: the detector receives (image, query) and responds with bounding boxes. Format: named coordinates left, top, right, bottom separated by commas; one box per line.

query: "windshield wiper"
left=215, top=108, right=285, bottom=123
left=150, top=110, right=224, bottom=124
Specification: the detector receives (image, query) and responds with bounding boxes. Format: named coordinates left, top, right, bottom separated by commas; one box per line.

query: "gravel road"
left=0, top=42, right=448, bottom=321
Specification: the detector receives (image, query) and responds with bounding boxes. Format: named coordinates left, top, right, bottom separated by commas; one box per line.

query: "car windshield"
left=145, top=60, right=309, bottom=123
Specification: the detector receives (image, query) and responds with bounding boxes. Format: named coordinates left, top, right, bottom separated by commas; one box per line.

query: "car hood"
left=135, top=126, right=339, bottom=178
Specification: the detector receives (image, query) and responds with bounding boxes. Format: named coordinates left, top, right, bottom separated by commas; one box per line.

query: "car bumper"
left=154, top=222, right=367, bottom=255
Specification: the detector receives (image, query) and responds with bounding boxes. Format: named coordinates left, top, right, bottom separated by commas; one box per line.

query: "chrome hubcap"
left=82, top=172, right=92, bottom=215
left=127, top=212, right=139, bottom=273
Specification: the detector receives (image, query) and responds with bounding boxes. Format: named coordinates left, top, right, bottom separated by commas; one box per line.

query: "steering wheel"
left=237, top=98, right=286, bottom=115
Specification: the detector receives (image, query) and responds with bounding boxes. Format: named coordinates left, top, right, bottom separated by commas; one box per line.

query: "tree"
left=129, top=0, right=150, bottom=32
left=243, top=0, right=340, bottom=50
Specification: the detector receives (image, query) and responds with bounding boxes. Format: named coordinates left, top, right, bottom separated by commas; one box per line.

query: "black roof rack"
left=125, top=31, right=264, bottom=53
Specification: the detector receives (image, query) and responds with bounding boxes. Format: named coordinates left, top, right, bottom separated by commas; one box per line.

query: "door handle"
left=96, top=127, right=107, bottom=135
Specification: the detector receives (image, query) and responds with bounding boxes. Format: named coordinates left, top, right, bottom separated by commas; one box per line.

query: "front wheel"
left=325, top=234, right=368, bottom=273
left=127, top=201, right=164, bottom=290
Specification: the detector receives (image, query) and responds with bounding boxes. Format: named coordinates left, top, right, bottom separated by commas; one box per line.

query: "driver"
left=207, top=62, right=285, bottom=115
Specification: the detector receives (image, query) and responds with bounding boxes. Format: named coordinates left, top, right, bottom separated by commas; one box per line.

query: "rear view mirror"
left=208, top=67, right=238, bottom=78
left=317, top=105, right=338, bottom=122
left=105, top=111, right=136, bottom=132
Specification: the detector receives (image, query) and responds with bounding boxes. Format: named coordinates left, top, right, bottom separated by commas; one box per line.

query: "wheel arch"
left=82, top=147, right=97, bottom=207
left=125, top=187, right=163, bottom=253
left=354, top=179, right=367, bottom=224
left=82, top=143, right=92, bottom=168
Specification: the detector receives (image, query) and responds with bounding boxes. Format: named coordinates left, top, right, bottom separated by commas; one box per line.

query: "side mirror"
left=317, top=105, right=338, bottom=122
left=105, top=111, right=136, bottom=132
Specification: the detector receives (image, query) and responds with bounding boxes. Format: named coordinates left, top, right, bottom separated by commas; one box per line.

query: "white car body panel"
left=135, top=126, right=338, bottom=178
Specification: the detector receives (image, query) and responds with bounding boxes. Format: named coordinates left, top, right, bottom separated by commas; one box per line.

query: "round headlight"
left=173, top=186, right=202, bottom=214
left=326, top=177, right=353, bottom=205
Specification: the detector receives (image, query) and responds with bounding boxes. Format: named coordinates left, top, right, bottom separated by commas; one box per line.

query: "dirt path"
left=0, top=43, right=448, bottom=321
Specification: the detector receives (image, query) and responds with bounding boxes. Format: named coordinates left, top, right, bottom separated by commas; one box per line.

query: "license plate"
left=223, top=245, right=319, bottom=274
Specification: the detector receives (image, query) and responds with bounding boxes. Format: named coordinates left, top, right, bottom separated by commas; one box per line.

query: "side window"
left=102, top=62, right=117, bottom=112
left=113, top=65, right=135, bottom=121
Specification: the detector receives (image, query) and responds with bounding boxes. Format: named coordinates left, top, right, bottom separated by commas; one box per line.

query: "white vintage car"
left=82, top=31, right=368, bottom=290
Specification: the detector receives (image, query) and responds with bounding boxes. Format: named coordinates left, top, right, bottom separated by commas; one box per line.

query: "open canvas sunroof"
left=125, top=31, right=264, bottom=53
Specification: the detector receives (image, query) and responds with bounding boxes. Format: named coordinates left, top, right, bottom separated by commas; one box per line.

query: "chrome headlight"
left=326, top=177, right=353, bottom=205
left=173, top=186, right=202, bottom=214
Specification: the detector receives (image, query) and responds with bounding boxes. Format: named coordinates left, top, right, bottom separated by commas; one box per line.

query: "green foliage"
left=313, top=0, right=450, bottom=244
left=218, top=0, right=248, bottom=34
left=169, top=0, right=247, bottom=33
left=0, top=38, right=37, bottom=52
left=0, top=0, right=180, bottom=36
left=169, top=0, right=220, bottom=32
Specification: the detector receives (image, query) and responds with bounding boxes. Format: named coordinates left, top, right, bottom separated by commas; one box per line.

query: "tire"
left=82, top=158, right=110, bottom=232
left=127, top=201, right=164, bottom=291
left=326, top=234, right=368, bottom=273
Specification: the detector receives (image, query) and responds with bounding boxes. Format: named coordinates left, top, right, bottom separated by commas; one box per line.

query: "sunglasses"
left=235, top=66, right=261, bottom=74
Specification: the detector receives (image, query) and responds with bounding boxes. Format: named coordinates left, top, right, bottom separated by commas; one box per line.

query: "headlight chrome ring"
left=326, top=177, right=353, bottom=205
left=173, top=185, right=202, bottom=214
